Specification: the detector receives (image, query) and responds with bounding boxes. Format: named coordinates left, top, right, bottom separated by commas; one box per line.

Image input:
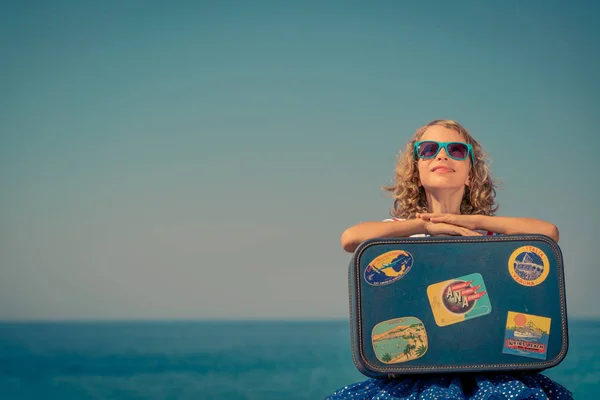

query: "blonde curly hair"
left=383, top=119, right=499, bottom=219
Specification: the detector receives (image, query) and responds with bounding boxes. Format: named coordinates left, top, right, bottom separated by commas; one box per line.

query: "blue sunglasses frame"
left=414, top=141, right=475, bottom=163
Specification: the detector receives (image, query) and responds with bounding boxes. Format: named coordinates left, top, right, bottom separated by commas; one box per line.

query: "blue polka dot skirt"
left=326, top=373, right=573, bottom=399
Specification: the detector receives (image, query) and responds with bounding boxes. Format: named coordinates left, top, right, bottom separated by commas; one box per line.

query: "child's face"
left=416, top=125, right=471, bottom=192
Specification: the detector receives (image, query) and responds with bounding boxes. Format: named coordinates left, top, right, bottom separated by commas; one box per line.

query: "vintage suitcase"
left=348, top=234, right=569, bottom=378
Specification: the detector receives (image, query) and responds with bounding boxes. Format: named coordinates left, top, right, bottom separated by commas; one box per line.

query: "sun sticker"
left=372, top=317, right=428, bottom=364
left=364, top=250, right=413, bottom=286
left=503, top=311, right=551, bottom=360
left=508, top=246, right=550, bottom=287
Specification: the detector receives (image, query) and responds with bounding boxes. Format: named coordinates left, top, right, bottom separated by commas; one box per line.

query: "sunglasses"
left=414, top=141, right=474, bottom=163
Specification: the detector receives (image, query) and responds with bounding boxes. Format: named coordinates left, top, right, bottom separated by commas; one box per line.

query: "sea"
left=0, top=319, right=598, bottom=399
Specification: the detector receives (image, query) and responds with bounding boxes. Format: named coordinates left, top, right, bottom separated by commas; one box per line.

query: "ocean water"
left=0, top=319, right=597, bottom=399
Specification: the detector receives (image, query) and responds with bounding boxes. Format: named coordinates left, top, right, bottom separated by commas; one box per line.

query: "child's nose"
left=437, top=147, right=449, bottom=159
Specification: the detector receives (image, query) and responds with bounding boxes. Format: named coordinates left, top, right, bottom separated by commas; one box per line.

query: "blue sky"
left=1, top=0, right=599, bottom=319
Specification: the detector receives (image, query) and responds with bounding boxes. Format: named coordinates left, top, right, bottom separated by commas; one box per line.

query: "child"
left=328, top=120, right=572, bottom=399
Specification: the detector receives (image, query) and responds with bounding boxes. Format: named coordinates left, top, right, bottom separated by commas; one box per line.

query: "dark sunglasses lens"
left=418, top=142, right=439, bottom=157
left=447, top=143, right=469, bottom=159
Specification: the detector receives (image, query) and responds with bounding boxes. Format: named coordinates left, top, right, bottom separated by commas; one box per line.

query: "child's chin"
left=422, top=181, right=465, bottom=191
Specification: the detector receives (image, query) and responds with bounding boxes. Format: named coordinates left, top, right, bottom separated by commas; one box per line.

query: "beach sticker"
left=508, top=246, right=550, bottom=287
left=502, top=311, right=551, bottom=360
left=364, top=250, right=413, bottom=286
left=372, top=317, right=428, bottom=364
left=427, top=273, right=492, bottom=327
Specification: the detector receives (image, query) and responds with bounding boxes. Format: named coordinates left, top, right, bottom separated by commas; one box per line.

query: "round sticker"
left=508, top=246, right=550, bottom=287
left=364, top=250, right=413, bottom=286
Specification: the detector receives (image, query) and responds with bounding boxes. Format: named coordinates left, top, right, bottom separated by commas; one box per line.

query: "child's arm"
left=475, top=215, right=559, bottom=242
left=341, top=220, right=426, bottom=252
left=417, top=213, right=560, bottom=243
left=340, top=219, right=482, bottom=253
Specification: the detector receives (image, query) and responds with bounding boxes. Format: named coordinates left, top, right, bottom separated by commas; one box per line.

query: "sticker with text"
left=427, top=272, right=492, bottom=327
left=508, top=246, right=550, bottom=287
left=503, top=311, right=551, bottom=360
left=372, top=317, right=428, bottom=364
left=364, top=250, right=413, bottom=286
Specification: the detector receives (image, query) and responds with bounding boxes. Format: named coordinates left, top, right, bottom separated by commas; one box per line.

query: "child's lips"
left=431, top=166, right=454, bottom=173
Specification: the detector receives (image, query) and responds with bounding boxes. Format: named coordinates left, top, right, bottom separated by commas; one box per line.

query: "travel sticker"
left=364, top=250, right=413, bottom=286
left=503, top=311, right=551, bottom=360
left=372, top=317, right=428, bottom=364
left=427, top=272, right=492, bottom=327
left=508, top=246, right=550, bottom=287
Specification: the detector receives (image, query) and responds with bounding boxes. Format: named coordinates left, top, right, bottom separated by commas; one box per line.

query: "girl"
left=329, top=120, right=572, bottom=399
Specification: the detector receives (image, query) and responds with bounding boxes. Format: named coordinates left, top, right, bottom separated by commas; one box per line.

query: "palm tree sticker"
left=372, top=317, right=428, bottom=364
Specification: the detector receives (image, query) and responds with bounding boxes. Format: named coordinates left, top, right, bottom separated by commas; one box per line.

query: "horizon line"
left=0, top=316, right=352, bottom=323
left=0, top=316, right=597, bottom=323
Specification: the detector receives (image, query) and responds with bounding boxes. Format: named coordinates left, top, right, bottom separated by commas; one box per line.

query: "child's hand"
left=423, top=221, right=482, bottom=237
left=417, top=213, right=479, bottom=230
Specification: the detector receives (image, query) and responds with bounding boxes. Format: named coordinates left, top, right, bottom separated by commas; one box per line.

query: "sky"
left=1, top=0, right=599, bottom=320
